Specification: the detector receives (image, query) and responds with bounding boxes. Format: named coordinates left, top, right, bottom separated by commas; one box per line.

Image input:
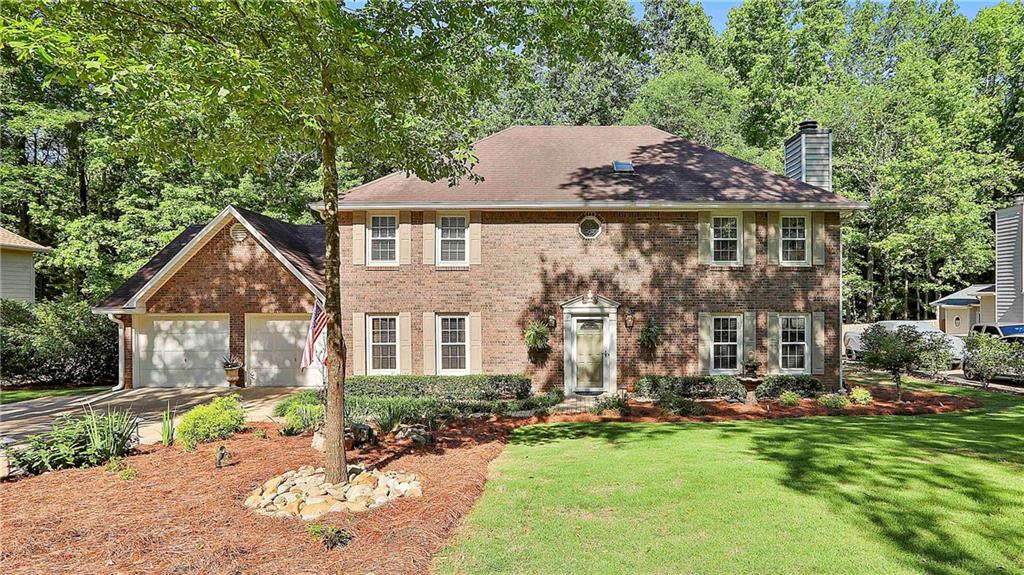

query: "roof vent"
left=612, top=160, right=635, bottom=173
left=229, top=223, right=248, bottom=242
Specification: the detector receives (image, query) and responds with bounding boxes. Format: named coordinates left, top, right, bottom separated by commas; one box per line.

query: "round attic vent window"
left=229, top=224, right=248, bottom=242
left=579, top=216, right=602, bottom=240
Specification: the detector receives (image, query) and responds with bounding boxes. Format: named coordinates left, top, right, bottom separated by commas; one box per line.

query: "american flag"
left=300, top=301, right=327, bottom=371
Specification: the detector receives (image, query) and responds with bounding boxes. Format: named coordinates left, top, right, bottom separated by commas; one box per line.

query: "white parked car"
left=844, top=320, right=966, bottom=366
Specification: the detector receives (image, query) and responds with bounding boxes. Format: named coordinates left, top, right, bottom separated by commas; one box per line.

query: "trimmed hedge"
left=635, top=375, right=744, bottom=402
left=177, top=395, right=246, bottom=450
left=344, top=374, right=532, bottom=400
left=754, top=375, right=824, bottom=400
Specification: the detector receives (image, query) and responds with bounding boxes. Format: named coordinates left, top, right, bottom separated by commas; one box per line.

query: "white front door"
left=574, top=317, right=606, bottom=392
left=135, top=315, right=230, bottom=387
left=245, top=314, right=323, bottom=387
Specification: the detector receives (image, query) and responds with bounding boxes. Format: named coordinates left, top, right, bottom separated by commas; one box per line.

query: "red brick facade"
left=116, top=219, right=316, bottom=388
left=340, top=210, right=843, bottom=390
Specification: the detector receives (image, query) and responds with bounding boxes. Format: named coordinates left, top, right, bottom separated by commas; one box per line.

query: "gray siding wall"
left=783, top=132, right=832, bottom=191
left=995, top=205, right=1023, bottom=323
left=0, top=248, right=37, bottom=302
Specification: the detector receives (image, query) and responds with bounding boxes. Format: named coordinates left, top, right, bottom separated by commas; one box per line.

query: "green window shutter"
left=767, top=212, right=780, bottom=265
left=698, top=312, right=711, bottom=374
left=767, top=312, right=780, bottom=374
left=812, top=212, right=826, bottom=265
left=697, top=212, right=711, bottom=265
left=743, top=311, right=756, bottom=365
left=812, top=311, right=825, bottom=374
left=743, top=211, right=756, bottom=265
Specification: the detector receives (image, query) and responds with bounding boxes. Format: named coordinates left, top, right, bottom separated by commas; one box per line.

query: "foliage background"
left=2, top=0, right=1022, bottom=323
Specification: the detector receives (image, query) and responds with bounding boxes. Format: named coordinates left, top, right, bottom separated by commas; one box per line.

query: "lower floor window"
left=780, top=314, right=808, bottom=372
left=438, top=315, right=468, bottom=373
left=368, top=315, right=397, bottom=373
left=712, top=315, right=740, bottom=372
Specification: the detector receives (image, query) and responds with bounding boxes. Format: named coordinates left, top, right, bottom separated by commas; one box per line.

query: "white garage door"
left=135, top=315, right=230, bottom=387
left=245, top=314, right=323, bottom=387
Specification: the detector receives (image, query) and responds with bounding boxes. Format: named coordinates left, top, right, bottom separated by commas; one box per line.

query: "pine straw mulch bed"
left=0, top=383, right=978, bottom=575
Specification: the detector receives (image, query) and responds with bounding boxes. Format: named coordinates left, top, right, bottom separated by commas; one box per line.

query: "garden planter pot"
left=225, top=367, right=242, bottom=386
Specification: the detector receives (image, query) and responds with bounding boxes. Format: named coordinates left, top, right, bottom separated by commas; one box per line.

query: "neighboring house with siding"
left=0, top=227, right=50, bottom=302
left=932, top=196, right=1024, bottom=334
left=97, top=121, right=864, bottom=392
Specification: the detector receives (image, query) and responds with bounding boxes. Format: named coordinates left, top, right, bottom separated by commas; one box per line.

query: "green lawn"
left=0, top=385, right=108, bottom=404
left=435, top=374, right=1024, bottom=575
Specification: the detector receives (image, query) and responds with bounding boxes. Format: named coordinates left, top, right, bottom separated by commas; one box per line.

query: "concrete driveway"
left=0, top=386, right=304, bottom=445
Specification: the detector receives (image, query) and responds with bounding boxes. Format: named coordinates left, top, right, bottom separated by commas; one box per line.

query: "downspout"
left=107, top=314, right=126, bottom=391
left=839, top=231, right=846, bottom=392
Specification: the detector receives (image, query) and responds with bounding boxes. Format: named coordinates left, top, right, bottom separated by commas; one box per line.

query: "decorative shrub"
left=657, top=395, right=707, bottom=416
left=272, top=389, right=321, bottom=417
left=637, top=319, right=661, bottom=349
left=177, top=395, right=246, bottom=450
left=3, top=407, right=138, bottom=475
left=634, top=375, right=742, bottom=401
left=0, top=298, right=117, bottom=386
left=849, top=387, right=873, bottom=405
left=589, top=393, right=630, bottom=415
left=344, top=374, right=532, bottom=400
left=778, top=390, right=801, bottom=407
left=523, top=321, right=550, bottom=351
left=280, top=403, right=325, bottom=436
left=755, top=375, right=824, bottom=400
left=307, top=524, right=353, bottom=550
left=818, top=393, right=851, bottom=410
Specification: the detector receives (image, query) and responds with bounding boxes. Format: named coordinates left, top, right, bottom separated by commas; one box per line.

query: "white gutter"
left=107, top=314, right=126, bottom=391
left=309, top=200, right=869, bottom=213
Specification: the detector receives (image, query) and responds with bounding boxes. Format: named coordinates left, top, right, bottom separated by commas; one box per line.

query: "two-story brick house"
left=96, top=122, right=864, bottom=392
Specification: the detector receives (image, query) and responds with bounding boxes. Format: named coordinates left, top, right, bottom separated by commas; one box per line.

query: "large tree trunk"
left=320, top=127, right=348, bottom=483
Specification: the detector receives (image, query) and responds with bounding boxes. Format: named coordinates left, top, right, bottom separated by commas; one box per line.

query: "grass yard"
left=435, top=373, right=1024, bottom=575
left=0, top=385, right=108, bottom=404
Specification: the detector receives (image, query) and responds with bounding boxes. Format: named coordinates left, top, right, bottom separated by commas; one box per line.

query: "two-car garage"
left=133, top=314, right=323, bottom=388
left=96, top=206, right=328, bottom=389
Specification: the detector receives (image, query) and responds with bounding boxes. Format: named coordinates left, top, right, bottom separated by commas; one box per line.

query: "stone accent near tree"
left=244, top=465, right=422, bottom=520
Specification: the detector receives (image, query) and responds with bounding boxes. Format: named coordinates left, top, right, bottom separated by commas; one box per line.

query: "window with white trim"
left=437, top=315, right=469, bottom=374
left=780, top=215, right=808, bottom=264
left=367, top=315, right=398, bottom=374
left=712, top=315, right=741, bottom=373
left=437, top=215, right=468, bottom=265
left=712, top=216, right=740, bottom=265
left=368, top=215, right=398, bottom=265
left=780, top=314, right=809, bottom=373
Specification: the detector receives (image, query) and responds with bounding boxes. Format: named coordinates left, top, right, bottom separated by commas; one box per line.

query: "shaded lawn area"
left=435, top=374, right=1024, bottom=575
left=0, top=385, right=108, bottom=404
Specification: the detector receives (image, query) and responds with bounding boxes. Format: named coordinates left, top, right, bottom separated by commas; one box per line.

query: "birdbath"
left=737, top=376, right=761, bottom=405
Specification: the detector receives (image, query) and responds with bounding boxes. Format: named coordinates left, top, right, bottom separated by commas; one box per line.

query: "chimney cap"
left=798, top=119, right=820, bottom=131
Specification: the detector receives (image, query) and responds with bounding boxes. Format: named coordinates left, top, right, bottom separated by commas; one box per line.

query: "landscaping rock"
left=245, top=465, right=422, bottom=520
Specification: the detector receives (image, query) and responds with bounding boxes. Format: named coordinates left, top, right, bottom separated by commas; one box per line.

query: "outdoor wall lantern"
left=547, top=315, right=557, bottom=328
left=625, top=311, right=635, bottom=329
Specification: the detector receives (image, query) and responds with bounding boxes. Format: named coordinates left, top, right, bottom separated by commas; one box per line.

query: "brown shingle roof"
left=334, top=126, right=864, bottom=209
left=96, top=209, right=325, bottom=310
left=0, top=227, right=50, bottom=252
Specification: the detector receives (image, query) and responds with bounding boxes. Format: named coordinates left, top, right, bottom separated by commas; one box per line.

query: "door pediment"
left=560, top=292, right=620, bottom=314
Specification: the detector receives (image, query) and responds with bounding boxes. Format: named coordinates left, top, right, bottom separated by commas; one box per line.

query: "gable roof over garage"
left=94, top=206, right=325, bottom=313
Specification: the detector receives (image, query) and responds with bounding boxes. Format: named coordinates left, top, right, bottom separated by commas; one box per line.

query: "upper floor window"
left=780, top=314, right=809, bottom=373
left=368, top=215, right=398, bottom=265
left=437, top=215, right=468, bottom=265
left=781, top=215, right=808, bottom=265
left=437, top=315, right=469, bottom=374
left=712, top=216, right=740, bottom=265
left=367, top=315, right=398, bottom=374
left=712, top=314, right=741, bottom=373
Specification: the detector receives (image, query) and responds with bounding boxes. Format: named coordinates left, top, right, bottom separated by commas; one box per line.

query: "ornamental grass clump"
left=850, top=387, right=874, bottom=405
left=3, top=406, right=138, bottom=475
left=778, top=390, right=801, bottom=407
left=177, top=395, right=246, bottom=451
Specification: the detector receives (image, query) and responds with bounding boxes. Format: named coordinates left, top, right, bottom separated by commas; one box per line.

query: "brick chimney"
left=784, top=120, right=832, bottom=191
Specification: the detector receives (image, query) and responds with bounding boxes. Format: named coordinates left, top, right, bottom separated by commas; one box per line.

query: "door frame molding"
left=561, top=293, right=619, bottom=396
